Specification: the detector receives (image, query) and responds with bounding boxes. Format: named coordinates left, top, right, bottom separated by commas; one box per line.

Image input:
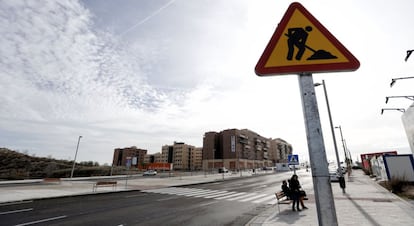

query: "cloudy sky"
left=1, top=0, right=413, bottom=165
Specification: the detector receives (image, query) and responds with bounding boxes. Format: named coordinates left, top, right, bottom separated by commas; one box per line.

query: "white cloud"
left=1, top=0, right=413, bottom=164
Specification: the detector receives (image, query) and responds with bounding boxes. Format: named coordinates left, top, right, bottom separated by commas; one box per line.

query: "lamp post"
left=335, top=126, right=350, bottom=175
left=70, top=135, right=82, bottom=179
left=381, top=108, right=405, bottom=114
left=314, top=80, right=345, bottom=193
left=385, top=96, right=414, bottom=104
left=405, top=50, right=414, bottom=61
left=390, top=76, right=414, bottom=87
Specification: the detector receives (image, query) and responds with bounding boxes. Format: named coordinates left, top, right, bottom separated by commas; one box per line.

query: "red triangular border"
left=255, top=2, right=360, bottom=76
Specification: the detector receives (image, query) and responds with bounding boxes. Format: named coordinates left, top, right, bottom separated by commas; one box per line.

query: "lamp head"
left=390, top=79, right=396, bottom=87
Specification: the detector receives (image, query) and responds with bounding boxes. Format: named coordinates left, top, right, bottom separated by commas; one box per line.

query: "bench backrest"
left=275, top=191, right=286, bottom=200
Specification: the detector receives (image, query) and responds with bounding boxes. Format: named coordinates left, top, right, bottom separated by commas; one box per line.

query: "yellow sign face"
left=265, top=9, right=348, bottom=67
left=255, top=2, right=359, bottom=76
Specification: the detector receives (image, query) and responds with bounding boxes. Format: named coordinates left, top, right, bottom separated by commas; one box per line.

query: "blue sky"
left=1, top=0, right=413, bottom=164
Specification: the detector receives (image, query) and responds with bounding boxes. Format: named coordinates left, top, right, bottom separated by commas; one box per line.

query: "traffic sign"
left=255, top=2, right=360, bottom=76
left=288, top=154, right=299, bottom=165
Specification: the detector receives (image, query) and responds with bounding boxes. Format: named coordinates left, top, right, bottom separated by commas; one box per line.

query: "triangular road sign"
left=255, top=2, right=360, bottom=76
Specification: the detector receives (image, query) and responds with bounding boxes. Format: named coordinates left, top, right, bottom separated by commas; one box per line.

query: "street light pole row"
left=314, top=80, right=345, bottom=193
left=382, top=76, right=414, bottom=114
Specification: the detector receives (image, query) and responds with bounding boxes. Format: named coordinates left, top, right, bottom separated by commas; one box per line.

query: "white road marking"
left=143, top=187, right=277, bottom=204
left=15, top=215, right=67, bottom=226
left=157, top=196, right=180, bottom=201
left=198, top=201, right=219, bottom=207
left=203, top=191, right=233, bottom=198
left=0, top=200, right=33, bottom=207
left=227, top=193, right=258, bottom=201
left=214, top=192, right=247, bottom=200
left=239, top=193, right=268, bottom=202
left=0, top=208, right=33, bottom=215
left=253, top=195, right=276, bottom=203
left=192, top=190, right=228, bottom=198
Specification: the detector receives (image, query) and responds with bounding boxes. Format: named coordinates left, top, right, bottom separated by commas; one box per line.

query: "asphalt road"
left=1, top=171, right=310, bottom=226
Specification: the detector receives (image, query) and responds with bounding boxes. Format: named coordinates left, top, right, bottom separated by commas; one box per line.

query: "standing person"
left=289, top=175, right=300, bottom=211
left=289, top=174, right=308, bottom=211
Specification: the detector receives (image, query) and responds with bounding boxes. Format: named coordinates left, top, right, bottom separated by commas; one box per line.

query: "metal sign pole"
left=298, top=73, right=338, bottom=226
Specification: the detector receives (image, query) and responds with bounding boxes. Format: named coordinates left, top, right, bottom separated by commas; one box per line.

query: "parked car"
left=143, top=170, right=157, bottom=176
left=218, top=167, right=228, bottom=173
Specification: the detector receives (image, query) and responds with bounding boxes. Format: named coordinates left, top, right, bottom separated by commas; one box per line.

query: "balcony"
left=239, top=139, right=249, bottom=144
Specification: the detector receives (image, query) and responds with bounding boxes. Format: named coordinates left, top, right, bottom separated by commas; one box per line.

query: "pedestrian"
left=281, top=180, right=291, bottom=200
left=289, top=174, right=308, bottom=211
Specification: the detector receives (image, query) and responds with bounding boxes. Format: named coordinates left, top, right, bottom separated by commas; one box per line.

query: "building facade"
left=202, top=129, right=292, bottom=170
left=159, top=142, right=202, bottom=170
left=402, top=104, right=414, bottom=155
left=112, top=146, right=147, bottom=167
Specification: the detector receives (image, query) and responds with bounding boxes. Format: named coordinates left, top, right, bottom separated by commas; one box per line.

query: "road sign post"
left=254, top=2, right=360, bottom=225
left=299, top=73, right=338, bottom=225
left=288, top=154, right=299, bottom=175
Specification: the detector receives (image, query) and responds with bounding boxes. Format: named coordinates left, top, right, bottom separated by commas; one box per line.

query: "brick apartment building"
left=112, top=146, right=147, bottom=167
left=203, top=129, right=292, bottom=170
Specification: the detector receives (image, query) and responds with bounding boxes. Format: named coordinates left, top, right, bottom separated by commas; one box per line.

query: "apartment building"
left=112, top=146, right=147, bottom=167
left=203, top=129, right=292, bottom=170
left=272, top=138, right=293, bottom=163
left=155, top=142, right=202, bottom=170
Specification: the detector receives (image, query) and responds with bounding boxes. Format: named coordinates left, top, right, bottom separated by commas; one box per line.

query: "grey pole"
left=299, top=73, right=338, bottom=226
left=318, top=80, right=345, bottom=193
left=70, top=136, right=82, bottom=179
left=335, top=126, right=348, bottom=167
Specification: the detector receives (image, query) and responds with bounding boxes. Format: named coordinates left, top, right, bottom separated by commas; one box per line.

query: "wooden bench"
left=43, top=178, right=61, bottom=184
left=93, top=181, right=117, bottom=192
left=275, top=191, right=292, bottom=213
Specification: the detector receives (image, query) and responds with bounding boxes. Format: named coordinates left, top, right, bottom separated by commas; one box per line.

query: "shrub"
left=384, top=177, right=408, bottom=194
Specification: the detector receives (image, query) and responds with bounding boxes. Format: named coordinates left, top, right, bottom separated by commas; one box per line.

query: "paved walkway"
left=246, top=170, right=414, bottom=225
left=1, top=170, right=413, bottom=225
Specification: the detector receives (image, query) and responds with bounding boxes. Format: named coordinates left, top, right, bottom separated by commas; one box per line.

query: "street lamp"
left=405, top=50, right=414, bottom=61
left=390, top=76, right=414, bottom=87
left=314, top=80, right=345, bottom=193
left=70, top=136, right=82, bottom=179
left=381, top=108, right=406, bottom=114
left=334, top=126, right=350, bottom=176
left=385, top=96, right=414, bottom=104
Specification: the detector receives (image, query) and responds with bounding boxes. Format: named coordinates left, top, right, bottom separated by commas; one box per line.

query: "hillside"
left=0, top=148, right=110, bottom=180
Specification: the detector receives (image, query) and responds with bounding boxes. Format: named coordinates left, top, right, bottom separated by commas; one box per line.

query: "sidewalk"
left=246, top=170, right=414, bottom=226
